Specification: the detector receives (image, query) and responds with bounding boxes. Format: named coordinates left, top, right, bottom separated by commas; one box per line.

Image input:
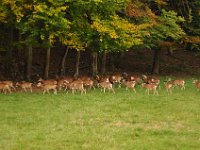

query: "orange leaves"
left=183, top=36, right=200, bottom=44
left=126, top=3, right=144, bottom=17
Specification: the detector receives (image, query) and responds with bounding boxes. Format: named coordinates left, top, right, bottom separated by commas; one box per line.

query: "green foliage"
left=143, top=9, right=185, bottom=48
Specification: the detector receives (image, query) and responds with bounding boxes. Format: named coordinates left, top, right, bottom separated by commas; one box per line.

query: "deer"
left=193, top=80, right=200, bottom=91
left=96, top=75, right=110, bottom=88
left=141, top=83, right=158, bottom=95
left=66, top=80, right=86, bottom=94
left=96, top=75, right=109, bottom=82
left=109, top=73, right=123, bottom=88
left=37, top=82, right=57, bottom=94
left=0, top=82, right=12, bottom=94
left=163, top=82, right=173, bottom=94
left=171, top=79, right=185, bottom=90
left=142, top=75, right=160, bottom=85
left=0, top=80, right=16, bottom=91
left=38, top=78, right=58, bottom=85
left=122, top=72, right=141, bottom=84
left=77, top=76, right=94, bottom=89
left=15, top=81, right=33, bottom=92
left=98, top=81, right=115, bottom=93
left=123, top=80, right=136, bottom=93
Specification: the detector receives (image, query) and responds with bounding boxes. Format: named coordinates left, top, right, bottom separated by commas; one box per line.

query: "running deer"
left=123, top=80, right=136, bottom=93
left=142, top=75, right=160, bottom=85
left=38, top=78, right=58, bottom=85
left=141, top=83, right=158, bottom=95
left=163, top=82, right=173, bottom=94
left=0, top=80, right=16, bottom=91
left=109, top=73, right=122, bottom=88
left=16, top=81, right=33, bottom=92
left=193, top=80, right=200, bottom=91
left=0, top=82, right=12, bottom=94
left=66, top=80, right=86, bottom=94
left=122, top=72, right=142, bottom=84
left=171, top=79, right=185, bottom=90
left=37, top=82, right=57, bottom=94
left=78, top=76, right=94, bottom=89
left=98, top=81, right=115, bottom=93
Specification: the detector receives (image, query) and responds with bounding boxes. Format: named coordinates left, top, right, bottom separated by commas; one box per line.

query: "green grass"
left=0, top=80, right=200, bottom=150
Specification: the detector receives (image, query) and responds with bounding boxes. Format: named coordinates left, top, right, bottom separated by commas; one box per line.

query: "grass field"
left=0, top=79, right=200, bottom=150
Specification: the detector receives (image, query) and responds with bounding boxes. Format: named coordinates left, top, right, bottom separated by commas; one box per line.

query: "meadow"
left=0, top=79, right=200, bottom=150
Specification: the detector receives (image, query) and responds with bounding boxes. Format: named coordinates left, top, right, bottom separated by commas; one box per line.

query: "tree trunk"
left=101, top=52, right=106, bottom=74
left=44, top=47, right=51, bottom=79
left=152, top=49, right=161, bottom=75
left=26, top=46, right=32, bottom=81
left=92, top=52, right=98, bottom=77
left=119, top=51, right=125, bottom=69
left=60, top=47, right=69, bottom=76
left=109, top=53, right=115, bottom=72
left=5, top=25, right=14, bottom=76
left=74, top=51, right=81, bottom=77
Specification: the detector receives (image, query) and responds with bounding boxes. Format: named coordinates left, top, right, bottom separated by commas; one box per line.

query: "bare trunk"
left=60, top=47, right=69, bottom=76
left=119, top=51, right=125, bottom=69
left=26, top=46, right=32, bottom=81
left=44, top=47, right=51, bottom=79
left=152, top=49, right=161, bottom=75
left=109, top=54, right=115, bottom=72
left=92, top=52, right=98, bottom=77
left=5, top=25, right=14, bottom=76
left=74, top=51, right=81, bottom=77
left=101, top=52, right=106, bottom=74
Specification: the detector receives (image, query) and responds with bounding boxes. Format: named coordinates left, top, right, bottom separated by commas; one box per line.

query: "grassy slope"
left=0, top=80, right=200, bottom=150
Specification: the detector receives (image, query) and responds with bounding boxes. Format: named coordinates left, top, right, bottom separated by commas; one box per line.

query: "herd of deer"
left=0, top=72, right=199, bottom=95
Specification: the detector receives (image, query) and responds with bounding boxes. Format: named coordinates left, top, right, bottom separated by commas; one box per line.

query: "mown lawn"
left=0, top=80, right=200, bottom=150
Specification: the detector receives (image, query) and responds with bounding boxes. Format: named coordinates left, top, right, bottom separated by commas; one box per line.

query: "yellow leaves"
left=61, top=33, right=85, bottom=51
left=48, top=34, right=55, bottom=44
left=34, top=4, right=47, bottom=13
left=145, top=7, right=157, bottom=19
left=0, top=12, right=7, bottom=23
left=154, top=0, right=169, bottom=6
left=91, top=19, right=118, bottom=39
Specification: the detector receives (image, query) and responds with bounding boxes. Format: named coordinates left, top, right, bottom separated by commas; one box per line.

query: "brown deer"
left=122, top=72, right=141, bottom=84
left=142, top=75, right=160, bottom=85
left=66, top=80, right=86, bottom=94
left=16, top=81, right=33, bottom=92
left=141, top=83, right=158, bottom=95
left=193, top=80, right=200, bottom=91
left=38, top=78, right=58, bottom=85
left=109, top=73, right=122, bottom=88
left=0, top=82, right=12, bottom=94
left=98, top=81, right=115, bottom=93
left=171, top=79, right=185, bottom=90
left=37, top=82, right=57, bottom=94
left=163, top=82, right=173, bottom=94
left=123, top=80, right=136, bottom=93
left=96, top=75, right=110, bottom=83
left=77, top=76, right=94, bottom=89
left=0, top=80, right=16, bottom=91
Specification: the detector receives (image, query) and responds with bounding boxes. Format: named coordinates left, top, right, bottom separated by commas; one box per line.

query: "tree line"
left=0, top=0, right=200, bottom=80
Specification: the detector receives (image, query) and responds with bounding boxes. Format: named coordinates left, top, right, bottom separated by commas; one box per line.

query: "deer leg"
left=43, top=90, right=46, bottom=95
left=132, top=87, right=136, bottom=93
left=23, top=88, right=27, bottom=92
left=54, top=89, right=57, bottom=95
left=30, top=87, right=33, bottom=93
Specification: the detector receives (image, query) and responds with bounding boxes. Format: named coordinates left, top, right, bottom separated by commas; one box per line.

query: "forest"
left=0, top=0, right=200, bottom=80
